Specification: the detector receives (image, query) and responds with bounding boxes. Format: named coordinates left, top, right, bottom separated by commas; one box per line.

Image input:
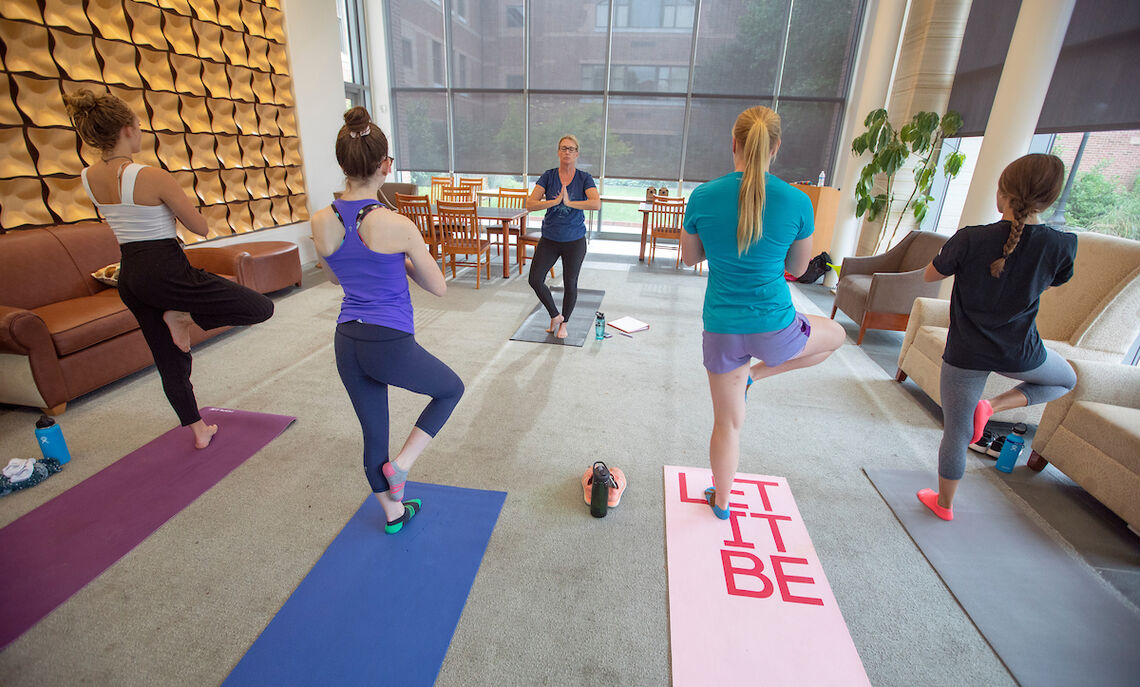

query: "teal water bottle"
left=995, top=423, right=1027, bottom=473
left=595, top=311, right=605, bottom=341
left=35, top=415, right=71, bottom=464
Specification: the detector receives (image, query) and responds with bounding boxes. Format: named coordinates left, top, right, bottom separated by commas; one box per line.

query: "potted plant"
left=852, top=108, right=966, bottom=252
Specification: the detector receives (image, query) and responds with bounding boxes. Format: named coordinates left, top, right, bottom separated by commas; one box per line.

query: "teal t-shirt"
left=682, top=172, right=814, bottom=334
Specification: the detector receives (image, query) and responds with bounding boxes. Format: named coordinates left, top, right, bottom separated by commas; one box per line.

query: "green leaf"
left=856, top=195, right=870, bottom=217
left=944, top=151, right=965, bottom=177
left=914, top=202, right=928, bottom=223
left=940, top=110, right=963, bottom=136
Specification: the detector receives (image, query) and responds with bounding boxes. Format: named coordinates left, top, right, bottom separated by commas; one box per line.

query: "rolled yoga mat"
left=509, top=287, right=605, bottom=347
left=0, top=407, right=296, bottom=649
left=662, top=466, right=870, bottom=687
left=223, top=482, right=506, bottom=687
left=865, top=467, right=1140, bottom=687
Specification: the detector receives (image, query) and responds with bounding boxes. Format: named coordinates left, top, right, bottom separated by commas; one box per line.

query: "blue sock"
left=704, top=487, right=730, bottom=520
left=745, top=375, right=753, bottom=400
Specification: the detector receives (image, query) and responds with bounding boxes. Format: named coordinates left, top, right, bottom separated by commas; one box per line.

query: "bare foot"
left=163, top=311, right=193, bottom=353
left=556, top=322, right=569, bottom=339
left=190, top=421, right=218, bottom=449
left=545, top=314, right=564, bottom=333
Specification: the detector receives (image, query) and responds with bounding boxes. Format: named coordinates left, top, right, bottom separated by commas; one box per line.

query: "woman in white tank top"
left=65, top=89, right=273, bottom=449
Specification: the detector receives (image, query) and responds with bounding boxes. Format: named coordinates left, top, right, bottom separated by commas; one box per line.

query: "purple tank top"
left=323, top=198, right=415, bottom=334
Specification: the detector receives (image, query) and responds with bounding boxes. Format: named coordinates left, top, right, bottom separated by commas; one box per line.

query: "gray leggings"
left=938, top=349, right=1076, bottom=480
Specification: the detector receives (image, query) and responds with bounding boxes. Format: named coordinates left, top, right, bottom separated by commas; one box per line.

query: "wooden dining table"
left=432, top=204, right=528, bottom=278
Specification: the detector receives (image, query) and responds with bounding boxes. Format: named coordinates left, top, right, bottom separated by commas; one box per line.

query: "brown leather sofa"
left=0, top=222, right=295, bottom=415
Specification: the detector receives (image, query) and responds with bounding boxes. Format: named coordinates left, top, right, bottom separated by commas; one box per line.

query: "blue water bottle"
left=994, top=423, right=1027, bottom=473
left=35, top=415, right=71, bottom=464
left=595, top=311, right=605, bottom=341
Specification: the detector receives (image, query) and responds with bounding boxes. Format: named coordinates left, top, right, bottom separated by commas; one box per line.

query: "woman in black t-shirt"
left=917, top=154, right=1077, bottom=521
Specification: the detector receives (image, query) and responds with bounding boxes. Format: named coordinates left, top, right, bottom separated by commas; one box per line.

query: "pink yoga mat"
left=663, top=466, right=870, bottom=686
left=0, top=407, right=295, bottom=649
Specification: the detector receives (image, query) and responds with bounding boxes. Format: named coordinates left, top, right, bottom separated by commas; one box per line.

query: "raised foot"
left=192, top=422, right=218, bottom=449
left=545, top=314, right=564, bottom=334
left=163, top=310, right=193, bottom=353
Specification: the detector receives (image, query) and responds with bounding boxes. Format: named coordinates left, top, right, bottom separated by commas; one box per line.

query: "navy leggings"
left=529, top=237, right=587, bottom=321
left=938, top=349, right=1076, bottom=480
left=334, top=320, right=464, bottom=493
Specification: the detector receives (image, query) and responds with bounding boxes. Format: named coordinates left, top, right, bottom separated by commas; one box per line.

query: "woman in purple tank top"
left=311, top=107, right=464, bottom=534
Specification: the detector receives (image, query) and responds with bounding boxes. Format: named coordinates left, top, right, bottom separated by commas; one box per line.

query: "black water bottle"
left=590, top=461, right=616, bottom=518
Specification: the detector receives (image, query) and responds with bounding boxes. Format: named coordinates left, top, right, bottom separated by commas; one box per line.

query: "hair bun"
left=343, top=106, right=372, bottom=132
left=63, top=88, right=99, bottom=118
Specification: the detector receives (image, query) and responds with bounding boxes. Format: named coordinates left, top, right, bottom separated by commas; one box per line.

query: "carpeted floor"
left=1, top=251, right=1135, bottom=686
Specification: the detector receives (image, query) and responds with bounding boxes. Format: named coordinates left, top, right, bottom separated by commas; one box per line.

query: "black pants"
left=335, top=321, right=464, bottom=493
left=118, top=239, right=274, bottom=426
left=528, top=237, right=587, bottom=321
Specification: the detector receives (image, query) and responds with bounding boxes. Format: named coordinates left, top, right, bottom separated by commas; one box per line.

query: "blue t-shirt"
left=536, top=168, right=596, bottom=242
left=683, top=172, right=814, bottom=334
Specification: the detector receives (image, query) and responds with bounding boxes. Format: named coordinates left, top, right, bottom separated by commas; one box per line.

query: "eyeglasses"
left=558, top=146, right=578, bottom=152
left=383, top=155, right=395, bottom=165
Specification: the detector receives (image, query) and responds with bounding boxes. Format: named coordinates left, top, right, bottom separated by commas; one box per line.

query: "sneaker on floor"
left=987, top=435, right=1006, bottom=458
left=969, top=429, right=995, bottom=454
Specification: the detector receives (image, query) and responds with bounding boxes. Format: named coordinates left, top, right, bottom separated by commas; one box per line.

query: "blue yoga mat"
left=223, top=482, right=506, bottom=687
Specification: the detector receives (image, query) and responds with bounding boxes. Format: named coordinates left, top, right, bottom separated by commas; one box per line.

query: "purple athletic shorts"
left=702, top=312, right=811, bottom=374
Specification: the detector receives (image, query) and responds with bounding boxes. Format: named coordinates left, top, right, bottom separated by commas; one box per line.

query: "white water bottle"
left=817, top=170, right=826, bottom=187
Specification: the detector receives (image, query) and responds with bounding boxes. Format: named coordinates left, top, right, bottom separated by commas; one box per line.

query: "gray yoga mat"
left=865, top=468, right=1140, bottom=687
left=509, top=288, right=605, bottom=347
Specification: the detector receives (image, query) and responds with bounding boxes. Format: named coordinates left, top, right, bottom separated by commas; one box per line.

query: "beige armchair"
left=831, top=230, right=948, bottom=344
left=1028, top=360, right=1140, bottom=532
left=896, top=231, right=1140, bottom=425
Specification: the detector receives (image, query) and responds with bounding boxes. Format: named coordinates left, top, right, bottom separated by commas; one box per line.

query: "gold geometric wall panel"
left=0, top=20, right=59, bottom=78
left=0, top=128, right=38, bottom=177
left=0, top=178, right=53, bottom=227
left=51, top=31, right=103, bottom=83
left=0, top=0, right=43, bottom=23
left=43, top=0, right=92, bottom=34
left=28, top=128, right=83, bottom=176
left=44, top=176, right=92, bottom=223
left=1, top=0, right=305, bottom=237
left=0, top=77, right=22, bottom=125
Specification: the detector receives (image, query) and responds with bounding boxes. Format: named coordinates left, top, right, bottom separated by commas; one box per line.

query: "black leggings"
left=528, top=237, right=587, bottom=321
left=334, top=321, right=464, bottom=493
left=117, top=239, right=274, bottom=426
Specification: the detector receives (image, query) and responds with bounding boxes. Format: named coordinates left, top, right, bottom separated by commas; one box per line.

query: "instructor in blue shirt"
left=526, top=135, right=601, bottom=339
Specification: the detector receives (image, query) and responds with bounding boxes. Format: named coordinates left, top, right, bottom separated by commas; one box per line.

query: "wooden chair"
left=436, top=199, right=492, bottom=288
left=440, top=185, right=472, bottom=203
left=496, top=187, right=551, bottom=278
left=457, top=177, right=484, bottom=197
left=394, top=193, right=441, bottom=266
left=648, top=196, right=700, bottom=272
left=429, top=175, right=452, bottom=202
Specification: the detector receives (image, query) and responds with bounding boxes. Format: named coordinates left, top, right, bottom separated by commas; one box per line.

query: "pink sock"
left=972, top=400, right=994, bottom=443
left=917, top=488, right=953, bottom=521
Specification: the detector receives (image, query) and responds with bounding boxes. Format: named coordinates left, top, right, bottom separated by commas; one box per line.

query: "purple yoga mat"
left=0, top=407, right=295, bottom=649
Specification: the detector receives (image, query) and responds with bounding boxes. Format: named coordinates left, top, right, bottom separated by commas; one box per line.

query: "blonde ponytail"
left=733, top=106, right=781, bottom=254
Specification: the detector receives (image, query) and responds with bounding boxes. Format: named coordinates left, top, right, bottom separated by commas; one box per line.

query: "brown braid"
left=989, top=154, right=1066, bottom=278
left=990, top=198, right=1028, bottom=277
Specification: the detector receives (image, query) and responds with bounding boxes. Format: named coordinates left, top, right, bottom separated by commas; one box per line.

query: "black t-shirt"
left=932, top=221, right=1076, bottom=372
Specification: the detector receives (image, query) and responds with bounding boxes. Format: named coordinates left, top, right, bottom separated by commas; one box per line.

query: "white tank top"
left=81, top=163, right=177, bottom=244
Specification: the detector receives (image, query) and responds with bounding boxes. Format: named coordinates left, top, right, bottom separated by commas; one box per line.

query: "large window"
left=386, top=0, right=864, bottom=231
left=338, top=0, right=369, bottom=110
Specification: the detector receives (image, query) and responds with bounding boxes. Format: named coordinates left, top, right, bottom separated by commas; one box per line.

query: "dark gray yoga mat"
left=510, top=287, right=605, bottom=347
left=865, top=468, right=1140, bottom=687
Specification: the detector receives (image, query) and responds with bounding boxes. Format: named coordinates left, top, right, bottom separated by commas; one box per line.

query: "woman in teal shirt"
left=681, top=105, right=845, bottom=519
